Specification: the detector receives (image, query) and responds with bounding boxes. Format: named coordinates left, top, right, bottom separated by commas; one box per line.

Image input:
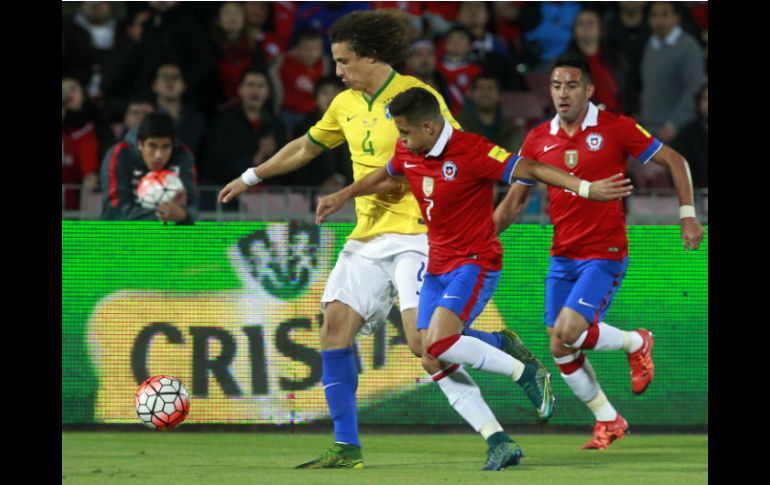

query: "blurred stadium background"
left=62, top=1, right=707, bottom=481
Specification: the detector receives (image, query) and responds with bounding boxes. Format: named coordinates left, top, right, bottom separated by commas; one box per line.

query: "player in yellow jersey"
left=218, top=10, right=550, bottom=471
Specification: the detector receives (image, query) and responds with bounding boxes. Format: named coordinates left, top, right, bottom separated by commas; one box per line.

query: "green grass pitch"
left=62, top=431, right=707, bottom=484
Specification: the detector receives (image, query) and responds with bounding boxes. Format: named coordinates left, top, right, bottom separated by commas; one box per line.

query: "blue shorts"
left=417, top=264, right=500, bottom=331
left=544, top=256, right=629, bottom=327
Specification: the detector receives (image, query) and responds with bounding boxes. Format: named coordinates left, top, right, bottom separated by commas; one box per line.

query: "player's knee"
left=421, top=353, right=441, bottom=374
left=549, top=332, right=572, bottom=358
left=553, top=318, right=584, bottom=346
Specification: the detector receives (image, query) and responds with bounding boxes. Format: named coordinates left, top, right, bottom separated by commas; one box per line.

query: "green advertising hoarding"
left=62, top=221, right=707, bottom=427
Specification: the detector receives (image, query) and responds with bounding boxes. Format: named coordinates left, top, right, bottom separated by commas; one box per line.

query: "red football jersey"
left=436, top=60, right=482, bottom=114
left=388, top=122, right=520, bottom=274
left=279, top=53, right=325, bottom=113
left=520, top=103, right=662, bottom=260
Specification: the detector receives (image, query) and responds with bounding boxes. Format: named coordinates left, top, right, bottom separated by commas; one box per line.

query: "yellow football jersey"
left=307, top=70, right=460, bottom=241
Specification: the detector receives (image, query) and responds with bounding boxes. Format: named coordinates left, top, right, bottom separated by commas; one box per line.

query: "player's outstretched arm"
left=649, top=145, right=705, bottom=250
left=218, top=135, right=324, bottom=203
left=513, top=157, right=633, bottom=201
left=315, top=167, right=399, bottom=224
left=494, top=183, right=532, bottom=234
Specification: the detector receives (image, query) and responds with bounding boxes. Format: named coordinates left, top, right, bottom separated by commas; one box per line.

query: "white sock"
left=593, top=323, right=625, bottom=351
left=556, top=353, right=617, bottom=421
left=433, top=364, right=503, bottom=439
left=586, top=389, right=618, bottom=422
left=569, top=323, right=643, bottom=352
left=556, top=352, right=599, bottom=402
left=437, top=335, right=525, bottom=379
left=623, top=328, right=644, bottom=353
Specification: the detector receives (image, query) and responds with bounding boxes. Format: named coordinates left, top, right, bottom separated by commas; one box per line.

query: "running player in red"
left=493, top=55, right=705, bottom=450
left=316, top=86, right=632, bottom=469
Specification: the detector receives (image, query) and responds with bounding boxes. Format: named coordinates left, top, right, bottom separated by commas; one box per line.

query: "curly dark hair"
left=329, top=10, right=413, bottom=65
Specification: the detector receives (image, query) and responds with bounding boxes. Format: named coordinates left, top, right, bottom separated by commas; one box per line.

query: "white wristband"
left=578, top=180, right=591, bottom=198
left=679, top=205, right=696, bottom=219
left=241, top=168, right=262, bottom=186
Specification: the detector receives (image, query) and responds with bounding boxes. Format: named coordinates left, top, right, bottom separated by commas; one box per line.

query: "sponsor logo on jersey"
left=422, top=176, right=434, bottom=196
left=565, top=150, right=579, bottom=169
left=586, top=133, right=604, bottom=151
left=487, top=145, right=511, bottom=163
left=442, top=161, right=458, bottom=180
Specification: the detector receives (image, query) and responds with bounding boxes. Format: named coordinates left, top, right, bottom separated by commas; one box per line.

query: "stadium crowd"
left=62, top=1, right=708, bottom=212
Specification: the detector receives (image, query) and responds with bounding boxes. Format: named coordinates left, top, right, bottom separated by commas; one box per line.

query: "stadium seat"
left=500, top=91, right=544, bottom=127
left=626, top=195, right=679, bottom=223
left=524, top=72, right=552, bottom=104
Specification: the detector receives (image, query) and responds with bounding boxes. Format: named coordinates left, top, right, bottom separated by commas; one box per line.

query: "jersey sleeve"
left=513, top=131, right=539, bottom=186
left=471, top=137, right=522, bottom=185
left=306, top=93, right=346, bottom=150
left=386, top=141, right=407, bottom=177
left=617, top=115, right=663, bottom=164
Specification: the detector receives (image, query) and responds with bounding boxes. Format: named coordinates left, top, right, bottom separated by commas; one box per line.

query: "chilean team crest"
left=565, top=150, right=579, bottom=169
left=586, top=133, right=604, bottom=151
left=422, top=176, right=434, bottom=196
left=442, top=161, right=458, bottom=180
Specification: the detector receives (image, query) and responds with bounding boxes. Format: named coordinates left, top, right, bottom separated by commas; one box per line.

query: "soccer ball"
left=135, top=375, right=190, bottom=430
left=136, top=170, right=185, bottom=209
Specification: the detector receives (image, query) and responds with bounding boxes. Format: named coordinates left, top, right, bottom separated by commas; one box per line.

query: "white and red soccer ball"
left=135, top=375, right=190, bottom=430
left=136, top=170, right=185, bottom=209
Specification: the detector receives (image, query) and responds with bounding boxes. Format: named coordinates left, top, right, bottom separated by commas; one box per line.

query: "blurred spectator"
left=457, top=2, right=509, bottom=57
left=152, top=63, right=206, bottom=155
left=371, top=1, right=423, bottom=18
left=640, top=1, right=705, bottom=144
left=519, top=1, right=582, bottom=72
left=671, top=84, right=707, bottom=188
left=100, top=113, right=198, bottom=224
left=210, top=1, right=264, bottom=110
left=62, top=77, right=113, bottom=160
left=271, top=29, right=330, bottom=135
left=62, top=11, right=96, bottom=89
left=244, top=1, right=296, bottom=58
left=565, top=9, right=629, bottom=113
left=114, top=94, right=156, bottom=141
left=403, top=39, right=450, bottom=102
left=102, top=2, right=213, bottom=111
left=62, top=87, right=100, bottom=210
left=421, top=1, right=460, bottom=37
left=293, top=2, right=372, bottom=56
left=436, top=25, right=483, bottom=114
left=456, top=75, right=523, bottom=152
left=604, top=1, right=650, bottom=116
left=70, top=1, right=131, bottom=105
left=455, top=1, right=526, bottom=91
left=201, top=69, right=287, bottom=192
left=290, top=76, right=352, bottom=191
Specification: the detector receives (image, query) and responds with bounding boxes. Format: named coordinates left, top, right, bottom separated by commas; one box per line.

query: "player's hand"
left=156, top=201, right=187, bottom=223
left=218, top=177, right=249, bottom=204
left=315, top=191, right=348, bottom=225
left=681, top=217, right=704, bottom=251
left=588, top=173, right=633, bottom=201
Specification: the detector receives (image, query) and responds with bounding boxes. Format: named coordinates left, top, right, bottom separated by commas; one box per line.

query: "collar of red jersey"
left=426, top=117, right=454, bottom=158
left=549, top=102, right=600, bottom=135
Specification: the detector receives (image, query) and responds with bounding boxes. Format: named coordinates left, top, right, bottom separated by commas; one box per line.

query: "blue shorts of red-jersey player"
left=545, top=256, right=629, bottom=328
left=417, top=263, right=501, bottom=331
